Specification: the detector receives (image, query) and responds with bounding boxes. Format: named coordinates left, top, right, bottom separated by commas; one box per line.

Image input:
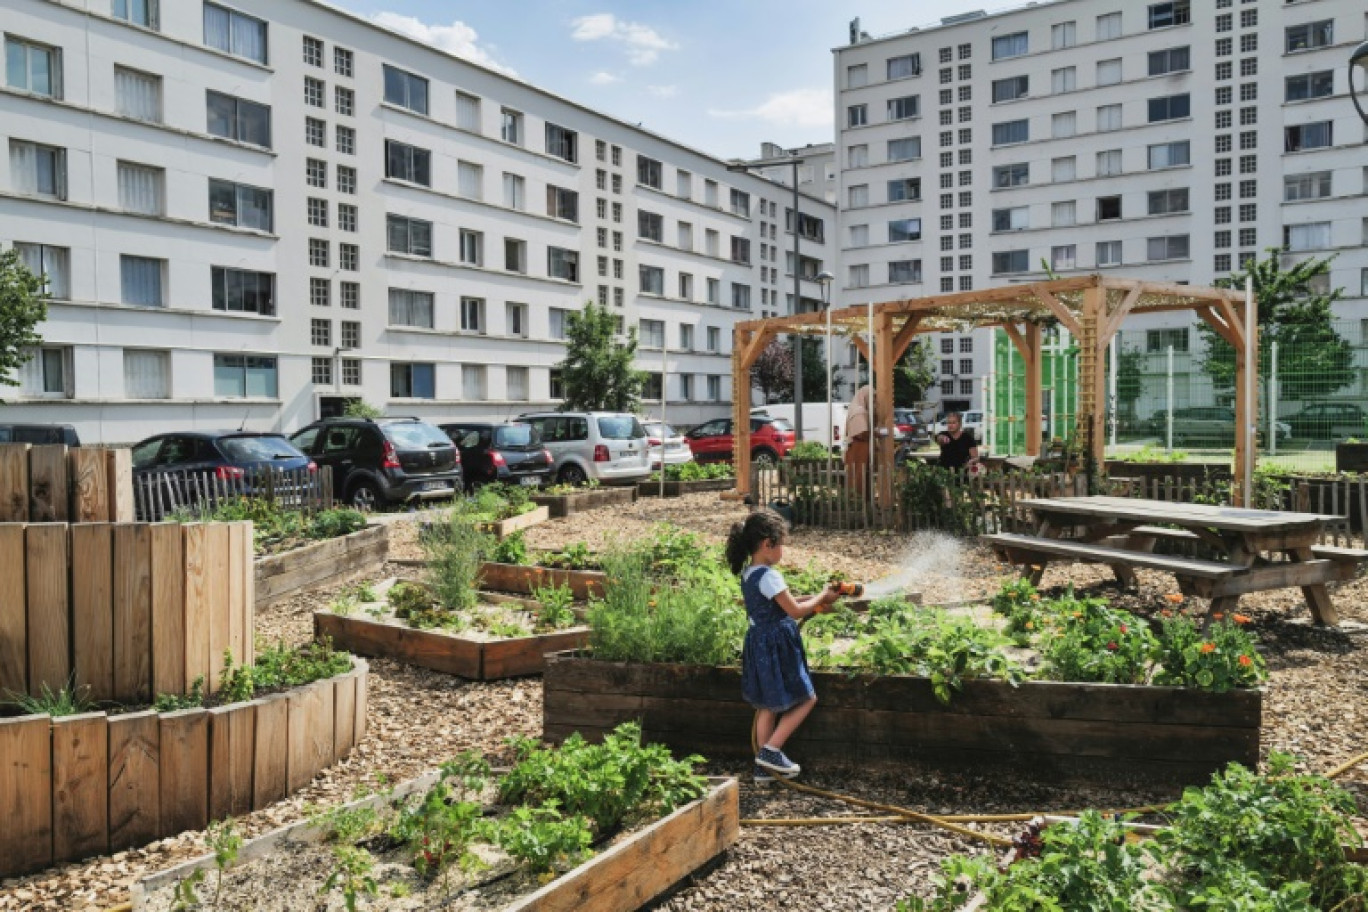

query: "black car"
left=131, top=431, right=314, bottom=517
left=290, top=417, right=462, bottom=509
left=0, top=423, right=80, bottom=445
left=440, top=422, right=553, bottom=490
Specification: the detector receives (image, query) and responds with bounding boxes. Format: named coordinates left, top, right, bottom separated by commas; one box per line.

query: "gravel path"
left=3, top=494, right=1366, bottom=911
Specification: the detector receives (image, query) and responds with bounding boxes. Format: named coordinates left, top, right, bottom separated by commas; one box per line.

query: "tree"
left=750, top=339, right=791, bottom=404
left=894, top=338, right=936, bottom=407
left=1115, top=346, right=1144, bottom=424
left=797, top=337, right=830, bottom=402
left=555, top=301, right=645, bottom=412
left=0, top=249, right=48, bottom=392
left=1198, top=250, right=1353, bottom=400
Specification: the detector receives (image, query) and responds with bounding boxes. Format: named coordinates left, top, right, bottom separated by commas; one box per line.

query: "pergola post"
left=1232, top=299, right=1257, bottom=508
left=1078, top=285, right=1107, bottom=468
left=874, top=309, right=896, bottom=507
left=1002, top=322, right=1045, bottom=458
left=731, top=327, right=753, bottom=497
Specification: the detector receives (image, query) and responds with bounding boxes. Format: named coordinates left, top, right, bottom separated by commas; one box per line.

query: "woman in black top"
left=936, top=412, right=979, bottom=471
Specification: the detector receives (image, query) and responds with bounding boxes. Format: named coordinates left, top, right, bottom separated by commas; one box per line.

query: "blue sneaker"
left=756, top=746, right=800, bottom=776
left=753, top=763, right=797, bottom=784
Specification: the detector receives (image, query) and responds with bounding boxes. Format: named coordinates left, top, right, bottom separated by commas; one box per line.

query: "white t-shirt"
left=744, top=564, right=788, bottom=600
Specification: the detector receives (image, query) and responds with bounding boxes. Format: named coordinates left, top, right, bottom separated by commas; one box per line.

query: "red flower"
left=1238, top=654, right=1253, bottom=667
left=1119, top=625, right=1128, bottom=634
left=1106, top=641, right=1118, bottom=651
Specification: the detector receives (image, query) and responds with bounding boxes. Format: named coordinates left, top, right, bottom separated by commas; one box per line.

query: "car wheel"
left=558, top=463, right=588, bottom=486
left=348, top=480, right=382, bottom=511
left=752, top=447, right=779, bottom=467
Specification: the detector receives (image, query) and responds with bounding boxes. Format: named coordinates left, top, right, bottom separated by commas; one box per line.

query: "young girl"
left=726, top=509, right=839, bottom=782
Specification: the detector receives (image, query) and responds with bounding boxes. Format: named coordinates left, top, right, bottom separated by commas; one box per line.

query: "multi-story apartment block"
left=834, top=1, right=1368, bottom=416
left=1, top=0, right=834, bottom=442
left=743, top=142, right=839, bottom=205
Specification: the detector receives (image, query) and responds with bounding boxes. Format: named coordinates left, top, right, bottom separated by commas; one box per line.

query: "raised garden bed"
left=638, top=477, right=735, bottom=497
left=542, top=651, right=1261, bottom=788
left=0, top=660, right=368, bottom=878
left=315, top=579, right=588, bottom=679
left=480, top=560, right=607, bottom=601
left=479, top=504, right=549, bottom=539
left=255, top=523, right=388, bottom=607
left=532, top=485, right=636, bottom=517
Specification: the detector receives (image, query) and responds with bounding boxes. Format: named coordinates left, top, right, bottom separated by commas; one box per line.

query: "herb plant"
left=531, top=582, right=577, bottom=631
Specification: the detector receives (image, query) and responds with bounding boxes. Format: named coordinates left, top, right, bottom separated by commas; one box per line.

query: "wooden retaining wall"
left=0, top=661, right=368, bottom=878
left=254, top=524, right=388, bottom=607
left=0, top=444, right=133, bottom=523
left=0, top=521, right=253, bottom=702
left=479, top=562, right=606, bottom=601
left=543, top=653, right=1261, bottom=788
left=637, top=477, right=735, bottom=497
left=532, top=486, right=636, bottom=517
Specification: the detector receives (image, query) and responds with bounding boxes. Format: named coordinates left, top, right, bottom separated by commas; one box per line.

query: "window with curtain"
left=18, top=346, right=71, bottom=397
left=14, top=243, right=70, bottom=299
left=462, top=365, right=486, bottom=400
left=1096, top=58, right=1122, bottom=86
left=208, top=179, right=272, bottom=230
left=9, top=140, right=66, bottom=199
left=847, top=144, right=868, bottom=168
left=203, top=3, right=267, bottom=64
left=1097, top=149, right=1123, bottom=176
left=502, top=172, right=524, bottom=210
left=383, top=65, right=428, bottom=114
left=1052, top=111, right=1077, bottom=138
left=458, top=161, right=483, bottom=199
left=1052, top=156, right=1077, bottom=182
left=386, top=215, right=432, bottom=257
left=506, top=366, right=529, bottom=401
left=1284, top=222, right=1331, bottom=251
left=384, top=140, right=431, bottom=186
left=1052, top=201, right=1077, bottom=227
left=1096, top=104, right=1122, bottom=131
left=115, top=66, right=162, bottom=122
left=113, top=0, right=159, bottom=29
left=455, top=91, right=480, bottom=131
left=388, top=289, right=434, bottom=328
left=214, top=355, right=277, bottom=398
left=118, top=161, right=164, bottom=215
left=123, top=350, right=169, bottom=398
left=120, top=255, right=164, bottom=306
left=390, top=363, right=435, bottom=398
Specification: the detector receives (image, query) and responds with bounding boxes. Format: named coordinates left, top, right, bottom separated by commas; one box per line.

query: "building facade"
left=1, top=0, right=834, bottom=443
left=834, top=0, right=1368, bottom=417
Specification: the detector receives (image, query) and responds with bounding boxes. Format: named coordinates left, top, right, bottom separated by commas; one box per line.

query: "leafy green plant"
left=4, top=678, right=95, bottom=717
left=491, top=530, right=529, bottom=565
left=421, top=504, right=493, bottom=612
left=1038, top=593, right=1157, bottom=685
left=170, top=869, right=205, bottom=911
left=250, top=638, right=352, bottom=690
left=531, top=583, right=577, bottom=631
left=989, top=577, right=1044, bottom=646
left=308, top=508, right=367, bottom=540
left=218, top=651, right=254, bottom=704
left=652, top=461, right=734, bottom=482
left=351, top=580, right=378, bottom=603
left=389, top=758, right=488, bottom=882
left=540, top=541, right=597, bottom=571
left=312, top=803, right=383, bottom=846
left=481, top=805, right=593, bottom=876
left=1152, top=615, right=1266, bottom=692
left=154, top=676, right=205, bottom=712
left=321, top=846, right=379, bottom=912
left=206, top=817, right=242, bottom=908
left=787, top=440, right=832, bottom=461
left=481, top=618, right=528, bottom=639
left=1120, top=444, right=1190, bottom=464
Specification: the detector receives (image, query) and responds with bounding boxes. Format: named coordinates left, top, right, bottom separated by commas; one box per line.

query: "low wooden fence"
left=0, top=521, right=253, bottom=703
left=133, top=465, right=333, bottom=521
left=0, top=661, right=367, bottom=877
left=0, top=444, right=133, bottom=522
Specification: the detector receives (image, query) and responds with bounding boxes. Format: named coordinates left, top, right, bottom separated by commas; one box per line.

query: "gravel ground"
left=3, top=493, right=1366, bottom=911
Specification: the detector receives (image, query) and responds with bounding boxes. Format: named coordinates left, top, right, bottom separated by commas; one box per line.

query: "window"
left=992, top=76, right=1029, bottom=103
left=991, top=32, right=1028, bottom=60
left=211, top=266, right=273, bottom=314
left=730, top=237, right=751, bottom=264
left=848, top=104, right=868, bottom=128
left=383, top=65, right=428, bottom=114
left=501, top=238, right=526, bottom=274
left=1148, top=188, right=1189, bottom=214
left=334, top=85, right=354, bottom=116
left=301, top=35, right=324, bottom=68
left=678, top=272, right=693, bottom=300
left=15, top=346, right=70, bottom=398
left=992, top=250, right=1029, bottom=274
left=308, top=239, right=329, bottom=268
left=3, top=36, right=58, bottom=100
left=123, top=349, right=168, bottom=399
left=1096, top=104, right=1122, bottom=132
left=887, top=137, right=920, bottom=162
left=205, top=91, right=271, bottom=147
left=888, top=259, right=922, bottom=283
left=847, top=63, right=868, bottom=88
left=13, top=244, right=68, bottom=300
left=310, top=318, right=331, bottom=347
left=386, top=215, right=432, bottom=257
left=1285, top=122, right=1332, bottom=152
left=1284, top=171, right=1332, bottom=201
left=638, top=211, right=663, bottom=242
left=333, top=203, right=355, bottom=233
left=306, top=197, right=328, bottom=228
left=1286, top=20, right=1333, bottom=53
left=637, top=155, right=663, bottom=189
left=310, top=277, right=330, bottom=307
left=992, top=163, right=1029, bottom=188
left=888, top=218, right=922, bottom=242
left=306, top=159, right=326, bottom=188
left=548, top=247, right=578, bottom=282
left=1096, top=11, right=1122, bottom=40
left=1052, top=201, right=1077, bottom=227
left=1286, top=72, right=1333, bottom=102
left=1051, top=67, right=1076, bottom=94
left=1147, top=235, right=1190, bottom=260
left=1146, top=329, right=1189, bottom=354
left=1148, top=94, right=1190, bottom=122
left=1052, top=112, right=1077, bottom=138
left=992, top=206, right=1030, bottom=232
left=1284, top=222, right=1331, bottom=251
left=1096, top=240, right=1122, bottom=266
left=1053, top=156, right=1077, bottom=182
left=677, top=222, right=693, bottom=251
left=1097, top=196, right=1122, bottom=220
left=203, top=3, right=267, bottom=64
left=1096, top=149, right=1123, bottom=176
left=305, top=117, right=325, bottom=147
left=454, top=90, right=480, bottom=131
left=304, top=75, right=324, bottom=108
left=385, top=140, right=431, bottom=186
left=339, top=244, right=358, bottom=272
left=386, top=289, right=434, bottom=328
left=539, top=185, right=577, bottom=223
left=887, top=95, right=920, bottom=120
left=729, top=189, right=750, bottom=218
left=458, top=229, right=482, bottom=266
left=208, top=178, right=271, bottom=230
left=339, top=282, right=359, bottom=309
left=118, top=162, right=165, bottom=216
left=1148, top=140, right=1190, bottom=169
left=991, top=120, right=1028, bottom=145
left=337, top=165, right=356, bottom=194
left=887, top=178, right=921, bottom=201
left=307, top=357, right=331, bottom=386
left=334, top=46, right=352, bottom=77
left=886, top=53, right=920, bottom=80
left=639, top=318, right=664, bottom=348
left=730, top=283, right=751, bottom=309
left=545, top=123, right=577, bottom=162
left=114, top=66, right=161, bottom=122
left=390, top=363, right=434, bottom=399
left=335, top=124, right=354, bottom=155
left=705, top=326, right=721, bottom=353
left=113, top=0, right=159, bottom=28
left=1147, top=1, right=1190, bottom=29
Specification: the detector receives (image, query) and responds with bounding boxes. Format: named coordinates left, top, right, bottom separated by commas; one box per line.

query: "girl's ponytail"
left=724, top=520, right=749, bottom=576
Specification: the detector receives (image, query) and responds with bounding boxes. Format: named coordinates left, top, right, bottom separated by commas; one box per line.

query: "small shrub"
left=1152, top=615, right=1266, bottom=692
left=491, top=530, right=529, bottom=565
left=154, top=676, right=205, bottom=712
left=421, top=504, right=493, bottom=612
left=4, top=679, right=95, bottom=717
left=308, top=508, right=367, bottom=540
left=1038, top=593, right=1157, bottom=685
left=531, top=582, right=577, bottom=631
left=787, top=440, right=831, bottom=461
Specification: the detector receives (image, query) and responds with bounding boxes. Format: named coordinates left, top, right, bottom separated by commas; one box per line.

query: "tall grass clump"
left=420, top=503, right=494, bottom=611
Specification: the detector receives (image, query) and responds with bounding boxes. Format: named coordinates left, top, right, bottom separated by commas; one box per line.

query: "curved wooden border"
left=0, top=661, right=368, bottom=878
left=532, top=486, right=637, bottom=517
left=255, top=524, right=389, bottom=607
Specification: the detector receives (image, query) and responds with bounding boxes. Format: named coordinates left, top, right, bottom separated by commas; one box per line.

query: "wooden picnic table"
left=983, top=495, right=1367, bottom=626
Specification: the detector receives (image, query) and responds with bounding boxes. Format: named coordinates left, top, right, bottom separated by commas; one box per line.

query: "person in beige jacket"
left=844, top=385, right=872, bottom=495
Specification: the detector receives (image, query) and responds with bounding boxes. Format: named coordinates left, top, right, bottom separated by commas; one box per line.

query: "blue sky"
left=330, top=0, right=995, bottom=160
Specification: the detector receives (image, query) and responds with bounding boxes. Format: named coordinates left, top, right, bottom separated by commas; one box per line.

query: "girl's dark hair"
left=725, top=508, right=790, bottom=575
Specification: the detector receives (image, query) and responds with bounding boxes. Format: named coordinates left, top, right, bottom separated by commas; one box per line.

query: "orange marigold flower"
left=1232, top=614, right=1251, bottom=625
left=1071, top=611, right=1082, bottom=618
left=1238, top=654, right=1253, bottom=667
left=1199, top=642, right=1217, bottom=654
left=1211, top=613, right=1224, bottom=622
left=1160, top=609, right=1173, bottom=618
left=1029, top=594, right=1041, bottom=602
left=1164, top=593, right=1185, bottom=604
left=1024, top=621, right=1035, bottom=630
left=648, top=599, right=657, bottom=607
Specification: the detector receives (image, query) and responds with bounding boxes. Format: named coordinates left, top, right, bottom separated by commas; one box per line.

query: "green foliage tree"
left=797, top=337, right=831, bottom=402
left=1198, top=250, right=1352, bottom=400
left=750, top=339, right=791, bottom=404
left=1112, top=346, right=1144, bottom=424
left=555, top=301, right=645, bottom=412
left=894, top=338, right=936, bottom=407
left=0, top=249, right=49, bottom=392
left=342, top=399, right=383, bottom=419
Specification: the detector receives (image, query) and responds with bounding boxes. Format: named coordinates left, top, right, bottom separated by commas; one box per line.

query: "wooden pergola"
left=731, top=275, right=1258, bottom=505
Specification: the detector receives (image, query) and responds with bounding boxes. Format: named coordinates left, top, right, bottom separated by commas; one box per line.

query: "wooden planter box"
left=254, top=524, right=388, bottom=608
left=1334, top=444, right=1368, bottom=475
left=480, top=505, right=550, bottom=539
left=481, top=561, right=607, bottom=601
left=315, top=606, right=588, bottom=680
left=543, top=652, right=1261, bottom=788
left=533, top=486, right=636, bottom=517
left=638, top=477, right=735, bottom=497
left=132, top=776, right=737, bottom=912
left=0, top=661, right=367, bottom=879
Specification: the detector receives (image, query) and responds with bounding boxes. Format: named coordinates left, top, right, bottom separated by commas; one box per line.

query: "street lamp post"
left=1351, top=39, right=1368, bottom=125
left=816, top=271, right=835, bottom=450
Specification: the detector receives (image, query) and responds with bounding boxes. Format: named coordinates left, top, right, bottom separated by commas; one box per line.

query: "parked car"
left=439, top=421, right=553, bottom=489
left=0, top=423, right=80, bottom=445
left=1168, top=407, right=1287, bottom=446
left=750, top=403, right=849, bottom=452
left=1283, top=402, right=1368, bottom=440
left=893, top=408, right=930, bottom=447
left=130, top=431, right=315, bottom=516
left=685, top=417, right=795, bottom=465
left=643, top=420, right=693, bottom=470
left=515, top=411, right=650, bottom=486
left=290, top=417, right=462, bottom=509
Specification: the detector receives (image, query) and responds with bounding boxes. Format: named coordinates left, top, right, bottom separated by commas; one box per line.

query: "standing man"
left=936, top=412, right=980, bottom=471
left=844, top=384, right=871, bottom=495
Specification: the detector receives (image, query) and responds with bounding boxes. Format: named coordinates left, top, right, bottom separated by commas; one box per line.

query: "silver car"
left=516, top=411, right=651, bottom=485
left=643, top=420, right=694, bottom=470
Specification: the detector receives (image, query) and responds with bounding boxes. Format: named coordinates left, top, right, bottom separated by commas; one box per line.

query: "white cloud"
left=708, top=88, right=833, bottom=129
left=647, top=85, right=679, bottom=99
left=589, top=71, right=621, bottom=85
left=371, top=12, right=515, bottom=75
left=570, top=13, right=677, bottom=66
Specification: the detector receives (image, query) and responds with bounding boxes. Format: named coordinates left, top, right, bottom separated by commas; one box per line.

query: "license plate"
left=519, top=476, right=541, bottom=486
left=422, top=481, right=449, bottom=492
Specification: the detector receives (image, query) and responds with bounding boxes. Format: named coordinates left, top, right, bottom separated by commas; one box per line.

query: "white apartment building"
left=1, top=0, right=835, bottom=444
left=742, top=142, right=839, bottom=204
left=834, top=0, right=1368, bottom=417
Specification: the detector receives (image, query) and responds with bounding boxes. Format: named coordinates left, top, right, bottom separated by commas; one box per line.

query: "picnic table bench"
left=984, top=496, right=1368, bottom=626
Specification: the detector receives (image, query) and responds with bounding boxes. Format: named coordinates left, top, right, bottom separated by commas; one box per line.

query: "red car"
left=684, top=417, right=795, bottom=466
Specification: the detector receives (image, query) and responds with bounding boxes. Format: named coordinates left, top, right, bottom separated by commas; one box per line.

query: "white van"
left=751, top=403, right=850, bottom=452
